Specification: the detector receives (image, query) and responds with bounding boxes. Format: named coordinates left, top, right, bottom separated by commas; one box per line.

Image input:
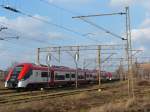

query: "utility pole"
left=36, top=48, right=40, bottom=65
left=119, top=58, right=124, bottom=81
left=72, top=9, right=127, bottom=92
left=38, top=44, right=123, bottom=90
left=74, top=46, right=79, bottom=88
left=125, top=7, right=134, bottom=98
left=46, top=53, right=51, bottom=87
left=98, top=45, right=101, bottom=91
left=72, top=7, right=134, bottom=98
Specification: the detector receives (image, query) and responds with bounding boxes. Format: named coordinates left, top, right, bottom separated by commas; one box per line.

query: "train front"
left=5, top=63, right=31, bottom=88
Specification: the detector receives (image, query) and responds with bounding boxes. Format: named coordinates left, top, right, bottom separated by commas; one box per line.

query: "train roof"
left=14, top=63, right=97, bottom=72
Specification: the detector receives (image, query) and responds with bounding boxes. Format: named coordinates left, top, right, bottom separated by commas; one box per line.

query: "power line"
left=0, top=5, right=103, bottom=43
left=0, top=25, right=19, bottom=41
left=39, top=0, right=125, bottom=41
left=79, top=18, right=125, bottom=40
left=38, top=0, right=104, bottom=43
left=39, top=0, right=79, bottom=15
left=0, top=21, right=100, bottom=45
left=72, top=11, right=127, bottom=40
left=1, top=5, right=82, bottom=36
left=0, top=36, right=19, bottom=40
left=0, top=21, right=57, bottom=45
left=72, top=12, right=126, bottom=18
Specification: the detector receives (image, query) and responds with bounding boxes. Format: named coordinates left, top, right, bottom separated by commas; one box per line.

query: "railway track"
left=0, top=87, right=76, bottom=99
left=0, top=83, right=99, bottom=95
left=0, top=87, right=99, bottom=106
left=0, top=89, right=17, bottom=95
left=0, top=88, right=8, bottom=91
left=0, top=81, right=124, bottom=106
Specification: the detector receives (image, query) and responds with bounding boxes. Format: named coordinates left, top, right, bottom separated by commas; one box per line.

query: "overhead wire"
left=3, top=5, right=101, bottom=42
left=80, top=18, right=124, bottom=40
left=0, top=2, right=126, bottom=45
left=0, top=4, right=104, bottom=43
left=0, top=5, right=84, bottom=37
left=39, top=0, right=80, bottom=15
left=0, top=21, right=87, bottom=46
left=39, top=0, right=125, bottom=41
left=38, top=0, right=106, bottom=43
left=0, top=21, right=56, bottom=45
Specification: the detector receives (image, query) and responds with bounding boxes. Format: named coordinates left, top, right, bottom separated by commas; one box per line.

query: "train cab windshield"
left=10, top=66, right=23, bottom=81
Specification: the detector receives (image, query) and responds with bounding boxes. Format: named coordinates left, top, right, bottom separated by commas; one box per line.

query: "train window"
left=12, top=66, right=23, bottom=78
left=41, top=72, right=48, bottom=77
left=55, top=75, right=65, bottom=80
left=36, top=72, right=38, bottom=76
left=78, top=75, right=80, bottom=79
left=81, top=75, right=84, bottom=79
left=78, top=75, right=81, bottom=79
left=71, top=74, right=75, bottom=78
left=78, top=75, right=84, bottom=79
left=90, top=74, right=92, bottom=77
left=93, top=76, right=96, bottom=78
left=66, top=74, right=70, bottom=78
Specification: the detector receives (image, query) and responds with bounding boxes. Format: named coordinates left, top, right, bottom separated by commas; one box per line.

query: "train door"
left=70, top=72, right=75, bottom=82
left=32, top=70, right=40, bottom=83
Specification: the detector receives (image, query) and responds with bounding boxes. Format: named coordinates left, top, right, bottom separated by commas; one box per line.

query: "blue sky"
left=0, top=0, right=150, bottom=70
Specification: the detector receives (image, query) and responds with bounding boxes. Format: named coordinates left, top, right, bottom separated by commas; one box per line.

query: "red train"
left=5, top=63, right=113, bottom=89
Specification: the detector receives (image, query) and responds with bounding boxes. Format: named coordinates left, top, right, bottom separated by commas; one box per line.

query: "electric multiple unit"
left=5, top=63, right=113, bottom=89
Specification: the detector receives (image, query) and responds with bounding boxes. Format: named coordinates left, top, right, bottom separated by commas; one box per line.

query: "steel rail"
left=0, top=88, right=99, bottom=106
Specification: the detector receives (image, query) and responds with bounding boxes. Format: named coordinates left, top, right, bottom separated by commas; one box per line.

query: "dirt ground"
left=0, top=80, right=150, bottom=112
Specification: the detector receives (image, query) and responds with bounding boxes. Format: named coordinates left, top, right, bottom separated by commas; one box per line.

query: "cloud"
left=0, top=15, right=46, bottom=38
left=109, top=0, right=150, bottom=9
left=131, top=17, right=150, bottom=57
left=132, top=18, right=150, bottom=41
left=0, top=15, right=71, bottom=69
left=0, top=15, right=70, bottom=44
left=110, top=0, right=136, bottom=7
left=140, top=18, right=150, bottom=28
left=0, top=49, right=36, bottom=69
left=138, top=46, right=145, bottom=51
left=132, top=28, right=150, bottom=41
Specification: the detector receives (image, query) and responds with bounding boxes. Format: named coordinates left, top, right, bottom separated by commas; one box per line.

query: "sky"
left=0, top=0, right=150, bottom=70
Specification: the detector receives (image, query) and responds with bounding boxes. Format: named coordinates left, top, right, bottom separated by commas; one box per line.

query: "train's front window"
left=13, top=67, right=22, bottom=75
left=10, top=66, right=23, bottom=81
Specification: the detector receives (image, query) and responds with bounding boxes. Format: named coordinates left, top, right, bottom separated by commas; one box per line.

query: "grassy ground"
left=0, top=80, right=150, bottom=112
left=0, top=80, right=5, bottom=89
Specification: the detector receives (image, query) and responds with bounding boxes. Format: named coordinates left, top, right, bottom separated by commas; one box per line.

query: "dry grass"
left=137, top=80, right=150, bottom=86
left=89, top=98, right=137, bottom=112
left=0, top=80, right=5, bottom=89
left=0, top=80, right=149, bottom=112
left=0, top=92, right=91, bottom=112
left=91, top=98, right=150, bottom=112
